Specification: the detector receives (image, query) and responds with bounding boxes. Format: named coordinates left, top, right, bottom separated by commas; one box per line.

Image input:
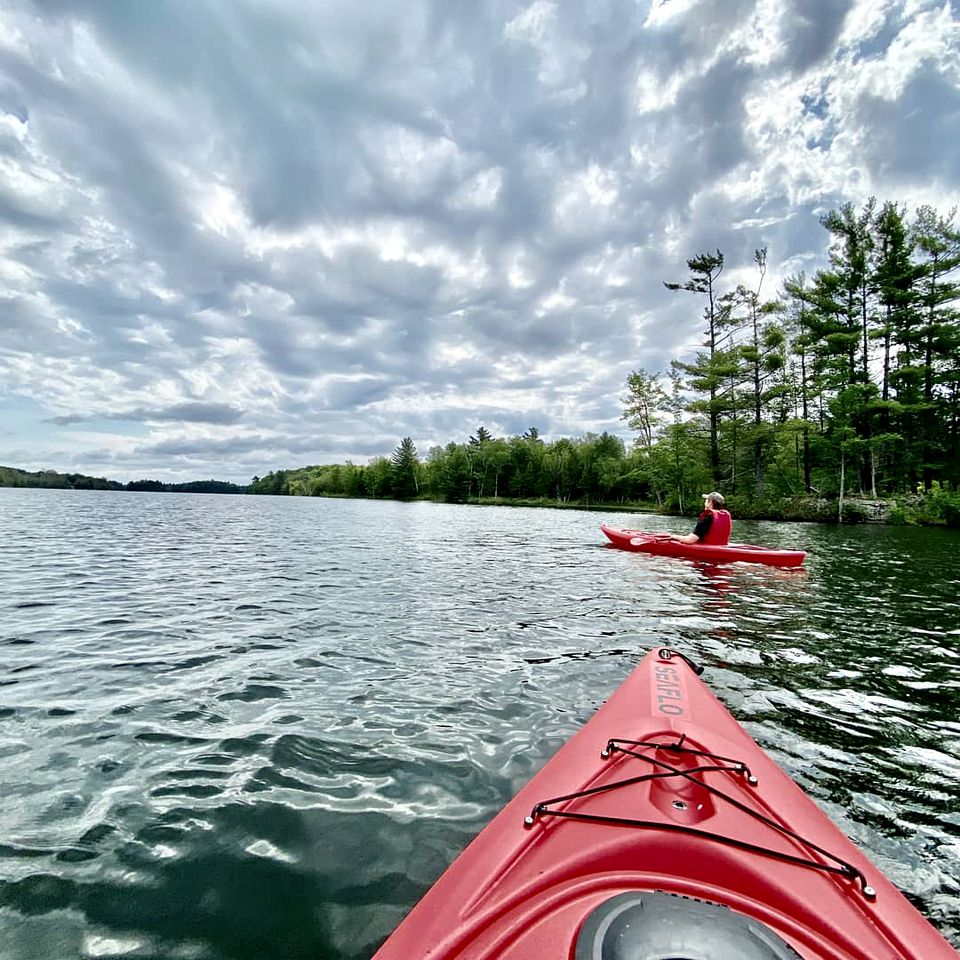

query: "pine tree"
left=665, top=251, right=728, bottom=483
left=870, top=202, right=919, bottom=490
left=912, top=206, right=960, bottom=487
left=821, top=199, right=876, bottom=384
left=726, top=249, right=786, bottom=497
left=782, top=272, right=816, bottom=492
left=390, top=438, right=420, bottom=499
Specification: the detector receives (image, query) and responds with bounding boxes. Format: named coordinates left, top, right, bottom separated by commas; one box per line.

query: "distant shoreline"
left=6, top=475, right=956, bottom=528
left=359, top=493, right=960, bottom=527
left=0, top=465, right=247, bottom=495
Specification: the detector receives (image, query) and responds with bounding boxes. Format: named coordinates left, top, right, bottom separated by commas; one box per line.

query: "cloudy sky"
left=1, top=0, right=958, bottom=483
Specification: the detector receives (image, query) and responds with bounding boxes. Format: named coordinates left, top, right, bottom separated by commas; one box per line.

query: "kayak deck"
left=372, top=649, right=954, bottom=959
left=601, top=524, right=807, bottom=567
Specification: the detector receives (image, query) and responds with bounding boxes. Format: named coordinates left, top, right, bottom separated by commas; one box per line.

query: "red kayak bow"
left=601, top=524, right=807, bottom=567
left=372, top=649, right=955, bottom=959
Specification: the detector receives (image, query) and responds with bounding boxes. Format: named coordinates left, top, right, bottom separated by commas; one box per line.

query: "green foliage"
left=1, top=466, right=244, bottom=494
left=364, top=458, right=392, bottom=498
left=0, top=466, right=122, bottom=490
left=203, top=200, right=960, bottom=518
left=665, top=250, right=728, bottom=483
left=917, top=490, right=960, bottom=527
left=390, top=438, right=420, bottom=499
left=238, top=429, right=666, bottom=510
left=887, top=506, right=915, bottom=526
left=629, top=199, right=960, bottom=509
left=20, top=200, right=956, bottom=520
left=434, top=443, right=472, bottom=503
left=126, top=479, right=166, bottom=491
left=621, top=368, right=668, bottom=448
left=249, top=470, right=289, bottom=495
left=875, top=491, right=960, bottom=527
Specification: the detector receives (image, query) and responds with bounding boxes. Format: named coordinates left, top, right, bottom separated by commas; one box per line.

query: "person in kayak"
left=668, top=491, right=731, bottom=545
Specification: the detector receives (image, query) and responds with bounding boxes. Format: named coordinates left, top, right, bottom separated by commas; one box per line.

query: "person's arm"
left=669, top=512, right=712, bottom=543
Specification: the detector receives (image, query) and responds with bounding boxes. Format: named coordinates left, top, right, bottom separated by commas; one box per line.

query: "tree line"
left=7, top=199, right=957, bottom=523
left=621, top=199, right=959, bottom=516
left=0, top=466, right=246, bottom=494
left=248, top=427, right=647, bottom=506
left=250, top=198, right=959, bottom=525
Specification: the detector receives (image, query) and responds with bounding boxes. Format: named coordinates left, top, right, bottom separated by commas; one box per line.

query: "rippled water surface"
left=1, top=488, right=959, bottom=958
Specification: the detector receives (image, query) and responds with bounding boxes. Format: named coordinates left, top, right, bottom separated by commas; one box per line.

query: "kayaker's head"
left=703, top=491, right=725, bottom=510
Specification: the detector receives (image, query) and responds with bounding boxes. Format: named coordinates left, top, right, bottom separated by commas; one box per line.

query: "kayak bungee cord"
left=524, top=731, right=876, bottom=899
left=372, top=646, right=958, bottom=959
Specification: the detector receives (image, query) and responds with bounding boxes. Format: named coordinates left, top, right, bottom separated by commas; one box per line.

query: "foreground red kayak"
left=601, top=523, right=807, bottom=567
left=373, top=648, right=955, bottom=959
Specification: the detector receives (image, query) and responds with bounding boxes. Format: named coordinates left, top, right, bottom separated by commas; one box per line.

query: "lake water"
left=1, top=488, right=958, bottom=958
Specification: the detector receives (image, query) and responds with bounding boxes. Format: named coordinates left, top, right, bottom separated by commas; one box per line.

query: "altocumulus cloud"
left=0, top=0, right=958, bottom=482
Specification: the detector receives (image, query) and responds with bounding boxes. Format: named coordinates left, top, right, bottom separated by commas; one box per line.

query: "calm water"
left=1, top=488, right=958, bottom=959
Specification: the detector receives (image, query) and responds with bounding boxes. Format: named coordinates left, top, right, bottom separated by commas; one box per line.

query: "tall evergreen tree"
left=821, top=199, right=876, bottom=384
left=390, top=438, right=420, bottom=499
left=782, top=272, right=816, bottom=492
left=727, top=249, right=786, bottom=498
left=872, top=202, right=918, bottom=404
left=912, top=206, right=960, bottom=487
left=869, top=202, right=919, bottom=490
left=665, top=250, right=728, bottom=483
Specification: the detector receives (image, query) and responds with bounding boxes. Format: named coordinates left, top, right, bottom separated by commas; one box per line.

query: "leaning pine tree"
left=665, top=250, right=729, bottom=485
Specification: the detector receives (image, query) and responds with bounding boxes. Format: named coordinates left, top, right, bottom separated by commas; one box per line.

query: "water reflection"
left=0, top=491, right=957, bottom=958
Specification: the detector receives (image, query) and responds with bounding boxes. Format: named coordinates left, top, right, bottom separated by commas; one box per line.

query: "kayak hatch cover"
left=601, top=524, right=807, bottom=567
left=372, top=648, right=956, bottom=960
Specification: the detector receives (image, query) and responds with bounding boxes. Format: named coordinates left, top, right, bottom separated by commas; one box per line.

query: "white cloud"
left=644, top=0, right=699, bottom=29
left=447, top=167, right=503, bottom=211
left=0, top=0, right=957, bottom=482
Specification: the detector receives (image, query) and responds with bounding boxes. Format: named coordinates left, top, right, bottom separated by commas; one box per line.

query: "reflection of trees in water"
left=689, top=561, right=811, bottom=650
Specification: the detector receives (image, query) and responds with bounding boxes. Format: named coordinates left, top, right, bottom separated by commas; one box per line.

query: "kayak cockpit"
left=574, top=890, right=801, bottom=959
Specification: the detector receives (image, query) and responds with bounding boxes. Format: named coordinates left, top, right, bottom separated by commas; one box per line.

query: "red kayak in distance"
left=601, top=523, right=807, bottom=567
left=372, top=648, right=956, bottom=960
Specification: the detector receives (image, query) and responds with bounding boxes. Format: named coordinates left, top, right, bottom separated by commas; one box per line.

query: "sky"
left=1, top=0, right=959, bottom=484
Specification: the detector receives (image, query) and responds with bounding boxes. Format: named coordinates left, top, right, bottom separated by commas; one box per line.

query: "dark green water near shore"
left=1, top=488, right=958, bottom=958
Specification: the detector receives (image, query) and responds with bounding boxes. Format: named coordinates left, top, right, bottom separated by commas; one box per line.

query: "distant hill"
left=126, top=478, right=248, bottom=494
left=0, top=465, right=122, bottom=490
left=0, top=465, right=247, bottom=494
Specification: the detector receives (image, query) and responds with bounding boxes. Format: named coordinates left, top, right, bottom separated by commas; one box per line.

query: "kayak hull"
left=372, top=649, right=955, bottom=960
left=601, top=524, right=807, bottom=567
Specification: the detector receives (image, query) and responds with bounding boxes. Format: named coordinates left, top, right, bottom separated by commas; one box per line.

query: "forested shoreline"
left=6, top=199, right=958, bottom=525
left=630, top=198, right=960, bottom=515
left=0, top=466, right=245, bottom=495
left=251, top=198, right=960, bottom=526
left=246, top=430, right=960, bottom=526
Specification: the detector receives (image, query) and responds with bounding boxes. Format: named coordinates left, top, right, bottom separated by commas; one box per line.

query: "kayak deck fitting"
left=601, top=524, right=807, bottom=567
left=372, top=648, right=956, bottom=959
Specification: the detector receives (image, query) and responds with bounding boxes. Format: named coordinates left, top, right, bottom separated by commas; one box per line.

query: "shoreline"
left=4, top=482, right=957, bottom=528
left=314, top=492, right=960, bottom=528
